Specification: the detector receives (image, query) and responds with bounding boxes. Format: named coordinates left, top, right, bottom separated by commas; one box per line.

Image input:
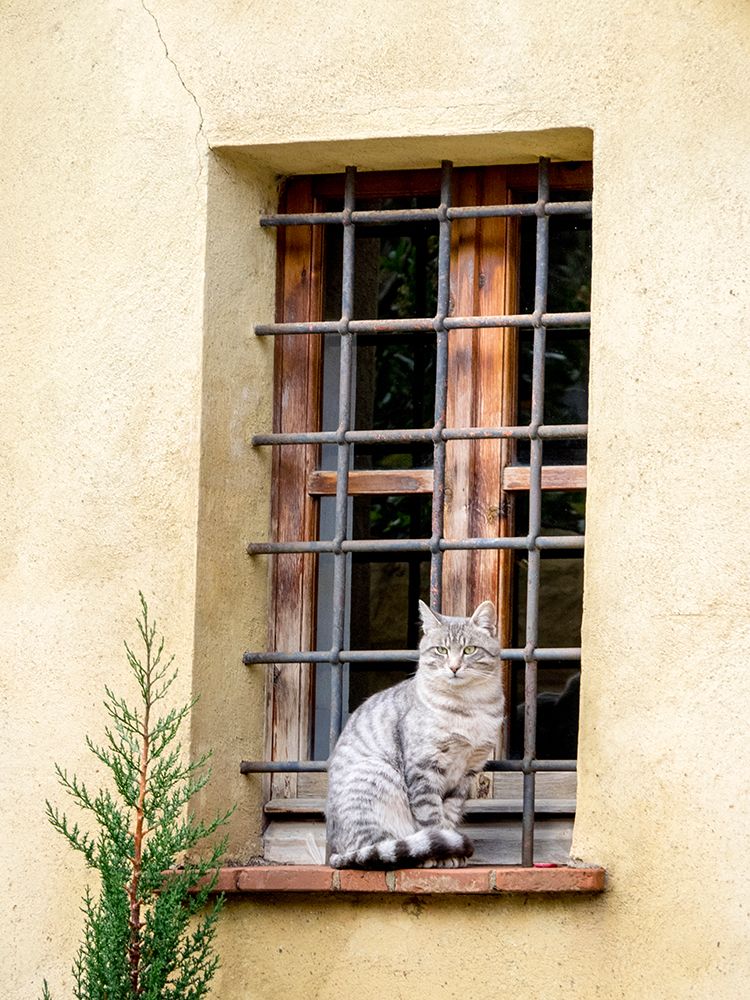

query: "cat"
left=326, top=599, right=504, bottom=869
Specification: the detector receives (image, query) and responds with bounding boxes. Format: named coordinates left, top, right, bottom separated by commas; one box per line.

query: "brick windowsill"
left=208, top=864, right=605, bottom=895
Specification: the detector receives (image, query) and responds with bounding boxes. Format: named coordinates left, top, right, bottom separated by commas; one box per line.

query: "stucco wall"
left=3, top=2, right=750, bottom=998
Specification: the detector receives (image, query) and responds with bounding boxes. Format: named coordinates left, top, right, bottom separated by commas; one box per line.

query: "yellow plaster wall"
left=3, top=1, right=750, bottom=998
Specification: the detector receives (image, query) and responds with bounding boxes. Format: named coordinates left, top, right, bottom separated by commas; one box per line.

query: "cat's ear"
left=470, top=601, right=497, bottom=636
left=418, top=600, right=443, bottom=633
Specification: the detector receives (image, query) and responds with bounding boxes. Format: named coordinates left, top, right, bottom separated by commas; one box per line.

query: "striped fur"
left=326, top=600, right=503, bottom=870
left=329, top=828, right=473, bottom=870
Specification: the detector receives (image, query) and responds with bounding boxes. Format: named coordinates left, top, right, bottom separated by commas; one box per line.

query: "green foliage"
left=43, top=595, right=232, bottom=999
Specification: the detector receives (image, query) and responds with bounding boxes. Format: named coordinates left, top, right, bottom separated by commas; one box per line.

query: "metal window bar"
left=243, top=158, right=589, bottom=867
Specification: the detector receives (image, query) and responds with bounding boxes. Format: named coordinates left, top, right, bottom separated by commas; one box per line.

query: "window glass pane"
left=347, top=555, right=430, bottom=710
left=514, top=553, right=583, bottom=648
left=354, top=493, right=432, bottom=541
left=313, top=495, right=430, bottom=757
left=517, top=191, right=592, bottom=315
left=323, top=198, right=438, bottom=472
left=517, top=331, right=589, bottom=465
left=353, top=209, right=439, bottom=321
left=514, top=489, right=586, bottom=537
left=508, top=666, right=580, bottom=760
left=323, top=206, right=439, bottom=320
left=516, top=191, right=591, bottom=465
left=509, top=489, right=584, bottom=759
left=352, top=334, right=435, bottom=470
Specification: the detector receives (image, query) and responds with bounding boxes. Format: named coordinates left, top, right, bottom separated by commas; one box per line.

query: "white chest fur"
left=436, top=733, right=494, bottom=789
left=411, top=673, right=503, bottom=789
left=429, top=706, right=500, bottom=789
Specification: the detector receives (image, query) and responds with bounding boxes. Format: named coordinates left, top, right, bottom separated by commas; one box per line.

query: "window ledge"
left=208, top=864, right=605, bottom=895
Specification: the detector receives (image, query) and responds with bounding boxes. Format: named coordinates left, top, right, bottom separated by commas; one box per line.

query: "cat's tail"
left=328, top=828, right=473, bottom=869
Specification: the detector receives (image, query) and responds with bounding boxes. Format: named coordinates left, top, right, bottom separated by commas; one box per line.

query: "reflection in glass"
left=510, top=487, right=585, bottom=759
left=509, top=667, right=580, bottom=760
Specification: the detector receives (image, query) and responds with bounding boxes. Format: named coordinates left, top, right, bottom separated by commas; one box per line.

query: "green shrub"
left=43, top=595, right=231, bottom=999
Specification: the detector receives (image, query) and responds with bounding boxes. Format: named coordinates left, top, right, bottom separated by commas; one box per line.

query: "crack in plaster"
left=139, top=0, right=208, bottom=190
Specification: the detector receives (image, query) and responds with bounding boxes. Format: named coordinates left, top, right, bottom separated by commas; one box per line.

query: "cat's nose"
left=449, top=663, right=461, bottom=675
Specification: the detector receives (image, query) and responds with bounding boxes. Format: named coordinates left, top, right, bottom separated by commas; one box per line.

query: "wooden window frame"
left=262, top=162, right=591, bottom=858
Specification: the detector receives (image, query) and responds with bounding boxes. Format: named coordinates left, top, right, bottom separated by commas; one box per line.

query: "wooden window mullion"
left=267, top=177, right=324, bottom=798
left=444, top=165, right=517, bottom=763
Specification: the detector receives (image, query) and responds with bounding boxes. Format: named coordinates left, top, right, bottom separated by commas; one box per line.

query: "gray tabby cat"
left=326, top=600, right=503, bottom=869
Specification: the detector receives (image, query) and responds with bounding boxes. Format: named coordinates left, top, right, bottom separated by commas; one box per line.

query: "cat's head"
left=417, top=600, right=501, bottom=687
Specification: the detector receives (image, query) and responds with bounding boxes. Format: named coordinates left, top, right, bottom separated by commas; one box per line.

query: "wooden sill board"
left=206, top=864, right=604, bottom=895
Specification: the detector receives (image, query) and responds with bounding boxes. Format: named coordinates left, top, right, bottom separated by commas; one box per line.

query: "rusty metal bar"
left=429, top=160, right=452, bottom=610
left=259, top=200, right=591, bottom=228
left=444, top=312, right=588, bottom=330
left=243, top=647, right=581, bottom=665
left=446, top=424, right=588, bottom=440
left=255, top=311, right=590, bottom=336
left=520, top=156, right=551, bottom=866
left=451, top=201, right=590, bottom=220
left=247, top=534, right=583, bottom=556
left=240, top=758, right=577, bottom=774
left=251, top=423, right=587, bottom=446
left=326, top=165, right=357, bottom=753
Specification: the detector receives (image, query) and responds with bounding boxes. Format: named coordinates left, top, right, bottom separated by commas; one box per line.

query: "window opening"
left=243, top=159, right=591, bottom=867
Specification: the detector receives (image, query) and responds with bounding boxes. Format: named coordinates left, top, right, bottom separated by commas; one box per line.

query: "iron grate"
left=242, top=158, right=590, bottom=866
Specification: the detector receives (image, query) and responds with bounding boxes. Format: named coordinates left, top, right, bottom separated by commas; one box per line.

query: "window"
left=243, top=158, right=592, bottom=866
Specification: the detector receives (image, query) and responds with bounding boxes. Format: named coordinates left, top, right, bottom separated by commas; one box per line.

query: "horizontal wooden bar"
left=310, top=466, right=587, bottom=496
left=502, top=465, right=587, bottom=491
left=308, top=469, right=433, bottom=496
left=199, top=864, right=605, bottom=895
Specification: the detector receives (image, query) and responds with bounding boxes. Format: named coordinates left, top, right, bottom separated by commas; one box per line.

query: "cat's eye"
left=463, top=645, right=477, bottom=654
left=435, top=646, right=448, bottom=655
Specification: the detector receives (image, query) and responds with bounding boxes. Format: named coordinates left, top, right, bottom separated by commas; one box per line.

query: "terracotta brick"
left=236, top=865, right=334, bottom=892
left=212, top=867, right=242, bottom=893
left=393, top=867, right=492, bottom=894
left=203, top=864, right=605, bottom=895
left=491, top=865, right=606, bottom=893
left=182, top=867, right=241, bottom=894
left=335, top=869, right=390, bottom=893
